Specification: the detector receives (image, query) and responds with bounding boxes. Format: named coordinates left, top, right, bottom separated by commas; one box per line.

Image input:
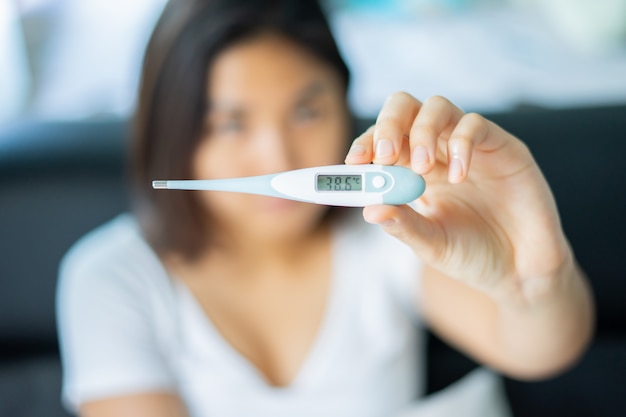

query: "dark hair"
left=131, top=0, right=351, bottom=259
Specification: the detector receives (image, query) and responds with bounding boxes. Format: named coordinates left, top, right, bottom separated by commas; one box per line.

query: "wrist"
left=494, top=245, right=580, bottom=309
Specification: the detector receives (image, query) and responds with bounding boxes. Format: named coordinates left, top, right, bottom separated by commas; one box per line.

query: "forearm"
left=494, top=260, right=595, bottom=380
left=80, top=392, right=189, bottom=417
left=421, top=259, right=594, bottom=381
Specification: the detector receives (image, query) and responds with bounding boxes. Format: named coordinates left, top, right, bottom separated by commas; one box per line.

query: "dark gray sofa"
left=1, top=105, right=625, bottom=416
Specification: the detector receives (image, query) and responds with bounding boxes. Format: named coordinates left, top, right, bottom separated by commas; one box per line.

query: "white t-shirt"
left=57, top=212, right=510, bottom=417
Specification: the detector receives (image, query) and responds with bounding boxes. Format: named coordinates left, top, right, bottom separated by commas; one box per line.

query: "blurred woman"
left=57, top=1, right=594, bottom=416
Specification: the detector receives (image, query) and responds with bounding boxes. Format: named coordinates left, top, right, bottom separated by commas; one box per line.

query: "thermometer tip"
left=152, top=180, right=168, bottom=189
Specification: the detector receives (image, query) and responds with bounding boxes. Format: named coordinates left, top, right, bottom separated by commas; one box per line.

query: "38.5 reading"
left=316, top=175, right=362, bottom=192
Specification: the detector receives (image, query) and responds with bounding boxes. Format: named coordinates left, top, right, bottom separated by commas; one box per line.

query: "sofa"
left=1, top=105, right=625, bottom=416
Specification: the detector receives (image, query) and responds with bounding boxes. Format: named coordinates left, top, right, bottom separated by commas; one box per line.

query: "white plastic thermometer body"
left=152, top=164, right=425, bottom=207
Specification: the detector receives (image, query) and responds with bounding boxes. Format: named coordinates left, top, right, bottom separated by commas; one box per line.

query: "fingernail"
left=347, top=143, right=366, bottom=158
left=375, top=139, right=394, bottom=158
left=449, top=157, right=464, bottom=183
left=412, top=146, right=429, bottom=172
left=365, top=216, right=396, bottom=226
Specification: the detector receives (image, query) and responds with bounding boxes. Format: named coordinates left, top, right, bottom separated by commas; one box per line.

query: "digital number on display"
left=316, top=175, right=362, bottom=192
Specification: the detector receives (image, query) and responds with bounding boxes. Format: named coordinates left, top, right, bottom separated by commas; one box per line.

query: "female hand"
left=345, top=93, right=574, bottom=306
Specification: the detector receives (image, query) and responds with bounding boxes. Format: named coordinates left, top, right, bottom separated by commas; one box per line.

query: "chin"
left=252, top=198, right=329, bottom=238
left=206, top=195, right=331, bottom=244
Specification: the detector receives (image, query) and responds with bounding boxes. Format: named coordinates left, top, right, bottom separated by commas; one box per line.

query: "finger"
left=344, top=125, right=374, bottom=165
left=446, top=112, right=490, bottom=183
left=363, top=204, right=443, bottom=263
left=408, top=95, right=464, bottom=175
left=373, top=92, right=421, bottom=165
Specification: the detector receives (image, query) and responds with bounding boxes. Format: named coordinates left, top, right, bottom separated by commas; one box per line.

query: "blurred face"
left=192, top=32, right=350, bottom=245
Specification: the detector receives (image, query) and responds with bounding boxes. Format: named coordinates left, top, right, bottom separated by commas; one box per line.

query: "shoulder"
left=61, top=214, right=153, bottom=274
left=60, top=214, right=163, bottom=280
left=56, top=213, right=176, bottom=355
left=57, top=214, right=168, bottom=306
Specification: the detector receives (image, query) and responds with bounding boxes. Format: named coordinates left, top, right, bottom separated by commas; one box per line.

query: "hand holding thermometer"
left=152, top=164, right=425, bottom=207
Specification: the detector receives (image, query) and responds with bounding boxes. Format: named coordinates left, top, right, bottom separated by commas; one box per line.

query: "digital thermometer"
left=152, top=164, right=425, bottom=207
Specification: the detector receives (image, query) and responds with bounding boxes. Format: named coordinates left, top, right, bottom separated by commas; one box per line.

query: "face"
left=192, top=32, right=350, bottom=245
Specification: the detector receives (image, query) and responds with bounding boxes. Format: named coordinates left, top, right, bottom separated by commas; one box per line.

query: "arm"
left=80, top=393, right=188, bottom=417
left=420, top=263, right=593, bottom=380
left=345, top=93, right=594, bottom=380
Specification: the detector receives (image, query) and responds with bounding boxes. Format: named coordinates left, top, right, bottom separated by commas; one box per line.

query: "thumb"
left=362, top=204, right=443, bottom=262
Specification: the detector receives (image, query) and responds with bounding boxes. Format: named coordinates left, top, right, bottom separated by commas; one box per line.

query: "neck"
left=229, top=220, right=330, bottom=268
left=167, top=218, right=333, bottom=284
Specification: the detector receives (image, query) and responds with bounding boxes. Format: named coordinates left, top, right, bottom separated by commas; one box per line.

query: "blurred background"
left=2, top=0, right=626, bottom=125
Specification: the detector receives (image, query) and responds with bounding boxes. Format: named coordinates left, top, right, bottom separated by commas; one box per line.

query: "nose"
left=253, top=124, right=297, bottom=174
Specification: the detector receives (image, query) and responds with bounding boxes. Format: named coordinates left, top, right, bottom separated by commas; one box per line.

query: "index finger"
left=372, top=92, right=422, bottom=165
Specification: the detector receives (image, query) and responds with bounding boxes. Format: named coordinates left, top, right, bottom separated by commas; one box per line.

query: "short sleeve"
left=56, top=218, right=176, bottom=412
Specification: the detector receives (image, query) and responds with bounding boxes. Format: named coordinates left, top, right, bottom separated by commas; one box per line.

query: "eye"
left=293, top=104, right=323, bottom=122
left=214, top=118, right=244, bottom=135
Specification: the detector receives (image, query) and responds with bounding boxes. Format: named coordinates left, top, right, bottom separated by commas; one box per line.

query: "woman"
left=57, top=0, right=594, bottom=416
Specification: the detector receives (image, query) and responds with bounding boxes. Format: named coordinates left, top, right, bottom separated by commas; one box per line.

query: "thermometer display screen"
left=316, top=174, right=362, bottom=192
